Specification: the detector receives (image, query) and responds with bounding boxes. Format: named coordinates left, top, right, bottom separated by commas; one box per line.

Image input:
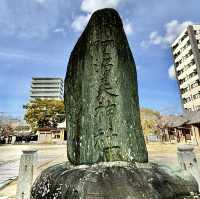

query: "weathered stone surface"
left=31, top=161, right=198, bottom=199
left=16, top=149, right=37, bottom=199
left=64, top=8, right=147, bottom=165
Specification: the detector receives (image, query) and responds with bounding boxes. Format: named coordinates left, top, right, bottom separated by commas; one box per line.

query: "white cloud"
left=71, top=14, right=91, bottom=32
left=124, top=22, right=134, bottom=36
left=168, top=65, right=176, bottom=80
left=0, top=0, right=70, bottom=39
left=0, top=49, right=63, bottom=64
left=141, top=20, right=194, bottom=48
left=136, top=64, right=140, bottom=71
left=149, top=31, right=164, bottom=45
left=140, top=40, right=149, bottom=48
left=0, top=51, right=29, bottom=60
left=164, top=20, right=194, bottom=43
left=35, top=0, right=47, bottom=4
left=71, top=0, right=124, bottom=32
left=81, top=0, right=122, bottom=13
left=54, top=28, right=64, bottom=33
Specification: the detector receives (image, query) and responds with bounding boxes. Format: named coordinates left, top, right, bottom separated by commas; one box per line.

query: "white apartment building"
left=172, top=25, right=200, bottom=112
left=30, top=77, right=64, bottom=101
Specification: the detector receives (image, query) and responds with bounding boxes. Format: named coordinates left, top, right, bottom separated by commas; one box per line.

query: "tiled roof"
left=160, top=110, right=200, bottom=128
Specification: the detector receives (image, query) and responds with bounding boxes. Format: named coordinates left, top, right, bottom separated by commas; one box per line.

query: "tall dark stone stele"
left=65, top=8, right=148, bottom=165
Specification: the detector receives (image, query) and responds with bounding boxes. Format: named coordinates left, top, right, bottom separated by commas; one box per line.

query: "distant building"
left=0, top=114, right=20, bottom=128
left=159, top=111, right=200, bottom=145
left=37, top=128, right=67, bottom=144
left=30, top=77, right=64, bottom=101
left=172, top=25, right=200, bottom=112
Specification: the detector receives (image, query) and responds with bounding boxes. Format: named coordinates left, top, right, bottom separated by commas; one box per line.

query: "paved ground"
left=0, top=143, right=200, bottom=198
left=147, top=142, right=200, bottom=165
left=0, top=144, right=67, bottom=198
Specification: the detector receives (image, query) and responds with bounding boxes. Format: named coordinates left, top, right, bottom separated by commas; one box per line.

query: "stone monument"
left=64, top=8, right=147, bottom=165
left=31, top=9, right=199, bottom=199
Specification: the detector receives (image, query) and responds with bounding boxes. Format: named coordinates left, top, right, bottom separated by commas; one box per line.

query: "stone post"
left=16, top=149, right=37, bottom=199
left=11, top=135, right=16, bottom=144
left=177, top=144, right=200, bottom=191
left=191, top=125, right=199, bottom=145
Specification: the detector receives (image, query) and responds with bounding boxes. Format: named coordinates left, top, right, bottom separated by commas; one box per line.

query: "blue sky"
left=0, top=0, right=199, bottom=118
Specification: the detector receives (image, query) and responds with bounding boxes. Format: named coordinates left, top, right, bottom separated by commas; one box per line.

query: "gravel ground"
left=0, top=143, right=200, bottom=198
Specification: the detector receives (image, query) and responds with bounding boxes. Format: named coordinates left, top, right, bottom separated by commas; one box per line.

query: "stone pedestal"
left=16, top=149, right=37, bottom=199
left=31, top=161, right=198, bottom=199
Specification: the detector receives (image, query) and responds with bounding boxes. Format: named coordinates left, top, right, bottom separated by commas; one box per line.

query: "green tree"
left=0, top=124, right=14, bottom=137
left=140, top=108, right=160, bottom=135
left=24, top=99, right=65, bottom=131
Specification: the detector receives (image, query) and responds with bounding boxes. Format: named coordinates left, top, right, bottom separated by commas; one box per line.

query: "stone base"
left=31, top=161, right=198, bottom=199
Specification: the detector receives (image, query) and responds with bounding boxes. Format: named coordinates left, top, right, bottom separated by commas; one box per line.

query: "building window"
left=187, top=69, right=197, bottom=80
left=56, top=135, right=60, bottom=139
left=193, top=93, right=200, bottom=100
left=179, top=78, right=186, bottom=85
left=175, top=62, right=179, bottom=68
left=180, top=87, right=189, bottom=94
left=191, top=80, right=200, bottom=89
left=183, top=96, right=192, bottom=104
left=185, top=108, right=192, bottom=112
left=52, top=134, right=60, bottom=139
left=173, top=43, right=178, bottom=51
left=177, top=69, right=184, bottom=75
left=195, top=105, right=200, bottom=111
left=195, top=30, right=200, bottom=35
